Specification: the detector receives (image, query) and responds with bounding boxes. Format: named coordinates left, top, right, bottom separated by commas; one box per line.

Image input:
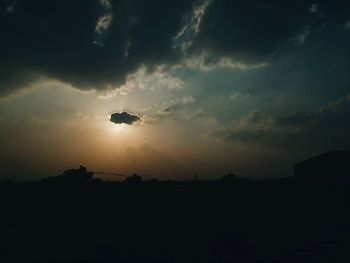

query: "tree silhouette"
left=221, top=173, right=237, bottom=182
left=124, top=173, right=143, bottom=183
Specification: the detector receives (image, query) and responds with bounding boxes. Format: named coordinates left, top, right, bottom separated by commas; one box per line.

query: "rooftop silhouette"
left=294, top=151, right=350, bottom=180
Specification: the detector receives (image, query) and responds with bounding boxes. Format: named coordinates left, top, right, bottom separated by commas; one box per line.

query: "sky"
left=1, top=0, right=350, bottom=181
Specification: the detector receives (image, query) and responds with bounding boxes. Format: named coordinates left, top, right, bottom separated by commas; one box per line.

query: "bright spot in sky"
left=110, top=123, right=129, bottom=133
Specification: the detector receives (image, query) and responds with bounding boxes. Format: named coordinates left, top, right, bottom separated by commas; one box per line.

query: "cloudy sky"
left=1, top=0, right=350, bottom=181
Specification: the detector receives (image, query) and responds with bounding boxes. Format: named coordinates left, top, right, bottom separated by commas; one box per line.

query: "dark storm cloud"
left=0, top=0, right=194, bottom=95
left=1, top=0, right=350, bottom=96
left=213, top=94, right=350, bottom=150
left=189, top=0, right=350, bottom=64
left=276, top=94, right=350, bottom=130
left=110, top=112, right=140, bottom=125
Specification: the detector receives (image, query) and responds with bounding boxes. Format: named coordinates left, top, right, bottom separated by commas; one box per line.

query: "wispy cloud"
left=292, top=26, right=311, bottom=46
left=309, top=4, right=318, bottom=14
left=177, top=52, right=268, bottom=71
left=98, top=66, right=185, bottom=99
left=93, top=0, right=113, bottom=46
left=173, top=0, right=213, bottom=52
left=345, top=19, right=350, bottom=30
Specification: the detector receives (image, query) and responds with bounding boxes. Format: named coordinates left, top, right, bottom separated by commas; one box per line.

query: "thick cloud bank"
left=0, top=0, right=349, bottom=95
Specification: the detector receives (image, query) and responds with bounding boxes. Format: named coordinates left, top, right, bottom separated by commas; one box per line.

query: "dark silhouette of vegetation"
left=42, top=165, right=96, bottom=183
left=221, top=173, right=237, bottom=182
left=1, top=153, right=350, bottom=262
left=124, top=173, right=143, bottom=183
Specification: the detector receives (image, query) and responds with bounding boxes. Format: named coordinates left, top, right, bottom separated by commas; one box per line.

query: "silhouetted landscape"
left=1, top=152, right=350, bottom=262
left=2, top=0, right=350, bottom=262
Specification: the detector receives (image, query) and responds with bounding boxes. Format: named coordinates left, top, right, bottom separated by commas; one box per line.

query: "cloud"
left=211, top=93, right=350, bottom=151
left=230, top=92, right=251, bottom=101
left=177, top=52, right=268, bottom=71
left=0, top=0, right=194, bottom=96
left=5, top=1, right=15, bottom=14
left=110, top=112, right=140, bottom=125
left=0, top=0, right=349, bottom=96
left=93, top=0, right=113, bottom=46
left=97, top=66, right=185, bottom=99
left=160, top=105, right=180, bottom=114
left=292, top=27, right=311, bottom=46
left=94, top=14, right=113, bottom=45
left=187, top=109, right=205, bottom=119
left=100, top=0, right=112, bottom=10
left=309, top=4, right=319, bottom=14
left=173, top=0, right=213, bottom=52
left=275, top=93, right=350, bottom=129
left=188, top=1, right=314, bottom=64
left=158, top=96, right=195, bottom=115
left=126, top=67, right=184, bottom=91
left=345, top=19, right=350, bottom=30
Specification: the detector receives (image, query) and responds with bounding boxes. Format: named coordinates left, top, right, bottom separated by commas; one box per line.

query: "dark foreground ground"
left=0, top=178, right=349, bottom=262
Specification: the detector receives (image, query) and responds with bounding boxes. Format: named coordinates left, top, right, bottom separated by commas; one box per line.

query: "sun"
left=109, top=123, right=129, bottom=133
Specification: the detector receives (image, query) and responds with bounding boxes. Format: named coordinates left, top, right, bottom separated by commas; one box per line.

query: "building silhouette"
left=294, top=151, right=350, bottom=180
